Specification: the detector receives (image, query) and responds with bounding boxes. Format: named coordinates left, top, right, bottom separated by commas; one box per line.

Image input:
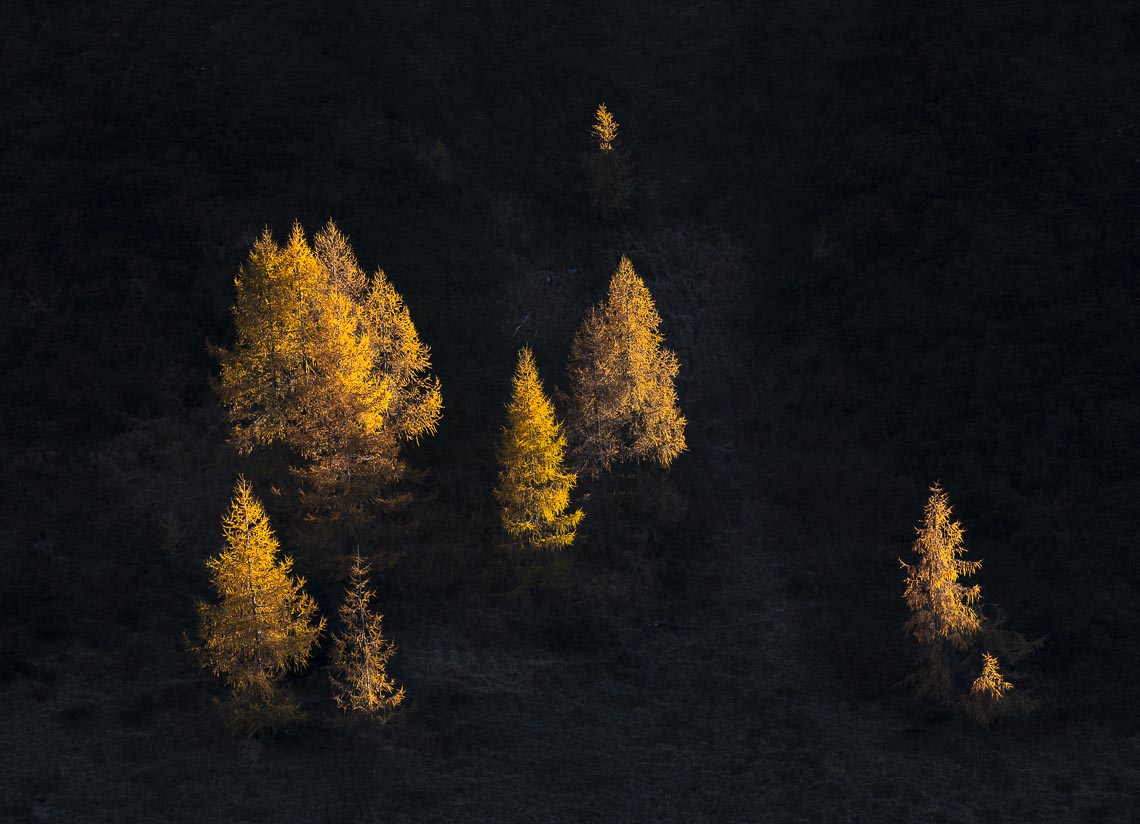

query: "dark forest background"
left=2, top=0, right=1138, bottom=821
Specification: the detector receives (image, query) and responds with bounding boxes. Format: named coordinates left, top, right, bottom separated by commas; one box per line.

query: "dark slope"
left=2, top=0, right=1138, bottom=820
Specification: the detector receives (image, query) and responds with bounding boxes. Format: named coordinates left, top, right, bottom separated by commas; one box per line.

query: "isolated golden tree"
left=901, top=483, right=1039, bottom=723
left=592, top=102, right=619, bottom=151
left=566, top=256, right=687, bottom=478
left=496, top=347, right=584, bottom=549
left=586, top=103, right=633, bottom=219
left=329, top=555, right=406, bottom=723
left=900, top=483, right=982, bottom=703
left=195, top=478, right=325, bottom=734
left=213, top=221, right=441, bottom=519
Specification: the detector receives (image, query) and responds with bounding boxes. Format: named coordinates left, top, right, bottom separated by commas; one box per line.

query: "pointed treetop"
left=314, top=219, right=368, bottom=301
left=496, top=346, right=583, bottom=549
left=593, top=103, right=619, bottom=152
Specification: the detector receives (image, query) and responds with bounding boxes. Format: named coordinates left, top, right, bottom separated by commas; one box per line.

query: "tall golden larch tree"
left=329, top=555, right=405, bottom=723
left=900, top=483, right=1038, bottom=723
left=566, top=256, right=687, bottom=478
left=496, top=347, right=584, bottom=549
left=900, top=483, right=983, bottom=703
left=195, top=478, right=325, bottom=734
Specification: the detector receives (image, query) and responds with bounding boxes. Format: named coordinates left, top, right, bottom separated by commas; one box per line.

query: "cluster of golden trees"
left=212, top=221, right=442, bottom=523
left=901, top=484, right=1041, bottom=725
left=192, top=106, right=1040, bottom=734
left=198, top=214, right=687, bottom=730
left=495, top=255, right=687, bottom=548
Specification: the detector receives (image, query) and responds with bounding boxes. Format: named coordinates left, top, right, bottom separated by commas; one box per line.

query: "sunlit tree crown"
left=963, top=652, right=1020, bottom=726
left=496, top=347, right=583, bottom=549
left=901, top=483, right=983, bottom=653
left=361, top=268, right=443, bottom=443
left=314, top=219, right=368, bottom=301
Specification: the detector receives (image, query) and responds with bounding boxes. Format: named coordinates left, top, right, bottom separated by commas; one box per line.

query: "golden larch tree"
left=592, top=102, right=619, bottom=152
left=566, top=256, right=687, bottom=478
left=900, top=483, right=983, bottom=703
left=900, top=483, right=1039, bottom=723
left=587, top=103, right=633, bottom=219
left=329, top=555, right=406, bottom=723
left=195, top=478, right=325, bottom=734
left=496, top=346, right=584, bottom=549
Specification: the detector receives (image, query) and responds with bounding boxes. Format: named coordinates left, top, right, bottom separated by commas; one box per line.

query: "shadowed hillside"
left=2, top=0, right=1138, bottom=821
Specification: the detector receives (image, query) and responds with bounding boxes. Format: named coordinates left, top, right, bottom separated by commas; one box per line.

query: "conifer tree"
left=592, top=102, right=619, bottom=152
left=496, top=347, right=584, bottom=549
left=566, top=256, right=687, bottom=478
left=586, top=103, right=633, bottom=219
left=900, top=483, right=1039, bottom=723
left=900, top=483, right=982, bottom=704
left=195, top=479, right=325, bottom=734
left=329, top=555, right=406, bottom=723
left=359, top=268, right=443, bottom=445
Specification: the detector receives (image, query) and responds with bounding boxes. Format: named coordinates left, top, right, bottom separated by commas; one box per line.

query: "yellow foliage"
left=587, top=104, right=633, bottom=218
left=567, top=257, right=687, bottom=477
left=496, top=347, right=584, bottom=549
left=592, top=103, right=619, bottom=152
left=972, top=653, right=1012, bottom=700
left=360, top=268, right=443, bottom=444
left=900, top=484, right=1040, bottom=722
left=213, top=221, right=441, bottom=520
left=314, top=220, right=368, bottom=301
left=963, top=652, right=1027, bottom=727
left=900, top=483, right=983, bottom=703
left=329, top=556, right=406, bottom=722
left=195, top=479, right=325, bottom=733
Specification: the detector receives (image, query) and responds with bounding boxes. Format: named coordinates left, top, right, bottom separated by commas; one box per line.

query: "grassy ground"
left=2, top=0, right=1139, bottom=821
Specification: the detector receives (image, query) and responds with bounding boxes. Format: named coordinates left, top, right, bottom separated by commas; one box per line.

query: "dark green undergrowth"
left=2, top=0, right=1138, bottom=820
